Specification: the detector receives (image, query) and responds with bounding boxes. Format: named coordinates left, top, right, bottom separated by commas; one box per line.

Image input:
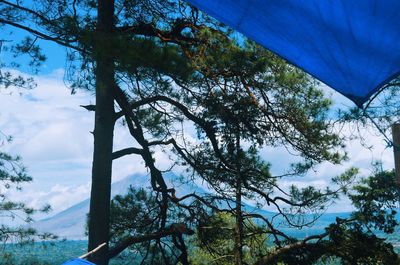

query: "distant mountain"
left=32, top=173, right=204, bottom=239
left=34, top=173, right=399, bottom=240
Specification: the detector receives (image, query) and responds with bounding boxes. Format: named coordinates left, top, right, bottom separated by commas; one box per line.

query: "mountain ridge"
left=34, top=173, right=394, bottom=240
left=32, top=173, right=204, bottom=239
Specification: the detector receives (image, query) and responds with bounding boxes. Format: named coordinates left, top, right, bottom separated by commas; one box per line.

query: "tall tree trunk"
left=88, top=0, right=115, bottom=264
left=234, top=131, right=243, bottom=265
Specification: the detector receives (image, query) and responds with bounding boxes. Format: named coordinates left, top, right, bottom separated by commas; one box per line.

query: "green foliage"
left=323, top=221, right=399, bottom=265
left=267, top=168, right=400, bottom=265
left=349, top=168, right=399, bottom=233
left=191, top=212, right=268, bottom=265
left=108, top=186, right=201, bottom=264
left=0, top=39, right=36, bottom=90
left=110, top=187, right=159, bottom=242
left=11, top=36, right=47, bottom=70
left=189, top=36, right=344, bottom=164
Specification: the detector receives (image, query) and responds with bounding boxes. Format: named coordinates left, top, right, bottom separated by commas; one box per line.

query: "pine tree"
left=2, top=1, right=398, bottom=265
left=0, top=54, right=54, bottom=260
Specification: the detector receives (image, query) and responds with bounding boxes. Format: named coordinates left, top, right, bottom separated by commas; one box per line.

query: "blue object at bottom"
left=61, top=258, right=96, bottom=265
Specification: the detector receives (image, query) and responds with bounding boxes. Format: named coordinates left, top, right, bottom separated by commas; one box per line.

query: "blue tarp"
left=186, top=0, right=400, bottom=107
left=61, top=258, right=96, bottom=265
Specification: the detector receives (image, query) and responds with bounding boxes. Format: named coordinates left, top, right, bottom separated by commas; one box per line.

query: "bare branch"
left=112, top=147, right=143, bottom=160
left=108, top=223, right=194, bottom=259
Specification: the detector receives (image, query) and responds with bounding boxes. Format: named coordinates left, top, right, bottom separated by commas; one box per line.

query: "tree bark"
left=391, top=123, right=400, bottom=187
left=234, top=131, right=243, bottom=265
left=87, top=0, right=115, bottom=264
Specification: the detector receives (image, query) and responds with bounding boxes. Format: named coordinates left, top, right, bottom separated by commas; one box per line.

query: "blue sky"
left=0, top=39, right=395, bottom=217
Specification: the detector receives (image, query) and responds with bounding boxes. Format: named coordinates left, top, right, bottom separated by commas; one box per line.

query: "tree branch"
left=112, top=147, right=143, bottom=160
left=0, top=18, right=85, bottom=53
left=107, top=224, right=194, bottom=259
left=130, top=95, right=230, bottom=167
left=115, top=20, right=199, bottom=44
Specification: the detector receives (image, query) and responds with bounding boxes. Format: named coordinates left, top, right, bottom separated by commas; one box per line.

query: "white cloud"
left=0, top=70, right=143, bottom=214
left=0, top=69, right=396, bottom=217
left=17, top=182, right=92, bottom=220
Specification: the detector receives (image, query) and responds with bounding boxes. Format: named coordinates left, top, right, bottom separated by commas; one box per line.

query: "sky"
left=0, top=38, right=396, bottom=218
